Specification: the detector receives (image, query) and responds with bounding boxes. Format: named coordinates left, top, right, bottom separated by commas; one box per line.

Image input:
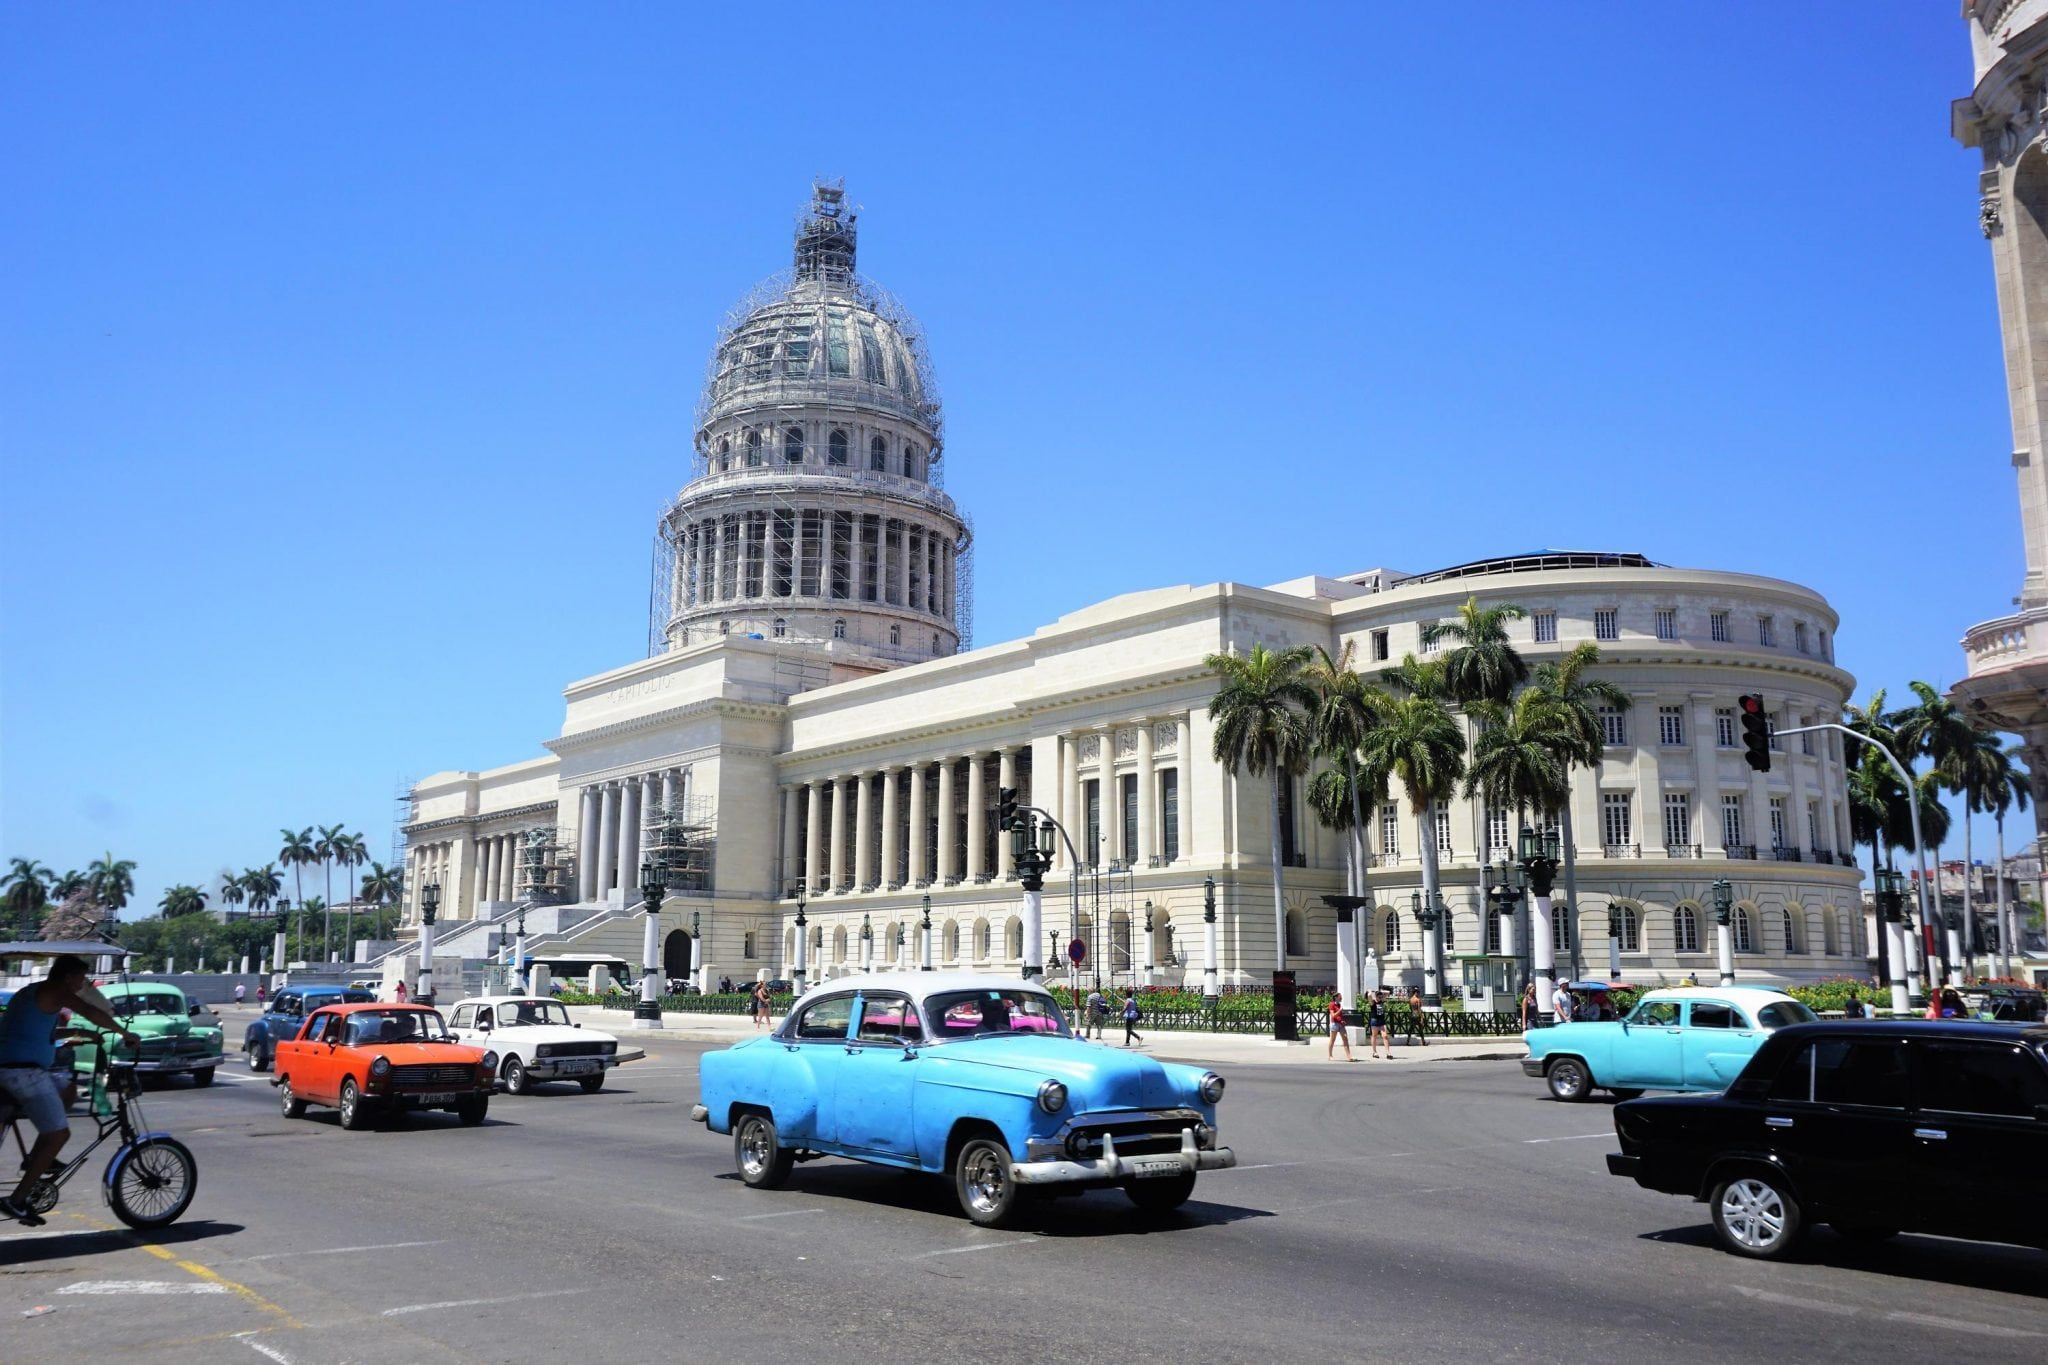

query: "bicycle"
left=0, top=1041, right=197, bottom=1229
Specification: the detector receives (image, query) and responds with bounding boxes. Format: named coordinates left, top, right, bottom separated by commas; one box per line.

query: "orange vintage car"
left=272, top=1002, right=495, bottom=1130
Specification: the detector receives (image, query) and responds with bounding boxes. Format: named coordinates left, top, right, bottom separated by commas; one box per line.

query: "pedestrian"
left=1367, top=990, right=1391, bottom=1059
left=233, top=983, right=246, bottom=1005
left=1843, top=989, right=1866, bottom=1020
left=1683, top=972, right=1700, bottom=987
left=395, top=979, right=409, bottom=1004
left=1405, top=986, right=1427, bottom=1047
left=1518, top=982, right=1536, bottom=1032
left=751, top=979, right=771, bottom=1029
left=1085, top=987, right=1107, bottom=1039
left=1121, top=993, right=1143, bottom=1047
left=1325, top=994, right=1354, bottom=1061
left=1551, top=980, right=1572, bottom=1025
left=256, top=984, right=266, bottom=1005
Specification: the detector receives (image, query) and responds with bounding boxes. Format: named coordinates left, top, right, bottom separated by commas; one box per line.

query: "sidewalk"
left=564, top=1006, right=1525, bottom=1069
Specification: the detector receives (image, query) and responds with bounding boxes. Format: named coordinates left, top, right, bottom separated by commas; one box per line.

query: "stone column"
left=854, top=772, right=874, bottom=891
left=1787, top=708, right=1813, bottom=855
left=828, top=776, right=848, bottom=892
left=997, top=748, right=1017, bottom=878
left=1136, top=722, right=1156, bottom=866
left=579, top=788, right=600, bottom=901
left=493, top=835, right=509, bottom=902
left=908, top=762, right=928, bottom=886
left=936, top=759, right=956, bottom=883
left=805, top=781, right=825, bottom=892
left=1062, top=734, right=1082, bottom=869
left=880, top=768, right=900, bottom=889
left=1096, top=727, right=1117, bottom=865
left=780, top=787, right=800, bottom=894
left=1690, top=693, right=1720, bottom=854
left=617, top=781, right=641, bottom=894
left=791, top=507, right=807, bottom=598
left=661, top=769, right=678, bottom=819
left=965, top=752, right=986, bottom=881
left=896, top=521, right=911, bottom=607
left=878, top=517, right=893, bottom=606
left=1177, top=713, right=1195, bottom=858
left=477, top=838, right=495, bottom=913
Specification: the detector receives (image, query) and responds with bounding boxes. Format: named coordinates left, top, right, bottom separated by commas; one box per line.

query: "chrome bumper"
left=1010, top=1127, right=1235, bottom=1186
left=122, top=1056, right=222, bottom=1074
left=1520, top=1058, right=1547, bottom=1077
left=689, top=1103, right=709, bottom=1124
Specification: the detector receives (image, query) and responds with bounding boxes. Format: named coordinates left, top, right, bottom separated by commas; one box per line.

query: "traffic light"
left=1738, top=695, right=1771, bottom=773
left=997, top=787, right=1020, bottom=830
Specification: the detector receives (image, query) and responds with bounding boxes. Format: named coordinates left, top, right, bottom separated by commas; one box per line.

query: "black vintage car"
left=1606, top=1020, right=2048, bottom=1259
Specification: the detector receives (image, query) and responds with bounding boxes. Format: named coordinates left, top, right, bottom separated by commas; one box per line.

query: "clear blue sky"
left=0, top=3, right=2021, bottom=919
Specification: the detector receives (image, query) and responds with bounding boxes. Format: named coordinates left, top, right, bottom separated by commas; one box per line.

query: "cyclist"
left=0, top=955, right=140, bottom=1225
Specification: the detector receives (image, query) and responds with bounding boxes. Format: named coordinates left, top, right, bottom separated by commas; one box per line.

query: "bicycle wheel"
left=107, top=1137, right=196, bottom=1229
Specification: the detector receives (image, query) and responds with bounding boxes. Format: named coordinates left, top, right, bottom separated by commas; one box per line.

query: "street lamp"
left=1875, top=868, right=1911, bottom=1014
left=1516, top=827, right=1562, bottom=1024
left=1410, top=890, right=1443, bottom=1007
left=790, top=882, right=809, bottom=992
left=1012, top=817, right=1056, bottom=982
left=633, top=861, right=665, bottom=1027
left=269, top=899, right=289, bottom=991
left=1201, top=875, right=1220, bottom=1001
left=1710, top=878, right=1735, bottom=988
left=1140, top=899, right=1156, bottom=986
left=512, top=901, right=530, bottom=994
left=1605, top=902, right=1623, bottom=983
left=919, top=893, right=933, bottom=971
left=416, top=886, right=437, bottom=1005
left=860, top=912, right=873, bottom=972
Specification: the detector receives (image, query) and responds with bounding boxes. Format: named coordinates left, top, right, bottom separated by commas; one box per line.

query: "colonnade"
left=575, top=767, right=694, bottom=903
left=676, top=507, right=955, bottom=619
left=407, top=828, right=546, bottom=922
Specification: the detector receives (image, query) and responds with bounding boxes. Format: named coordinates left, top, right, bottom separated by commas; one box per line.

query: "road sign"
left=1067, top=937, right=1086, bottom=965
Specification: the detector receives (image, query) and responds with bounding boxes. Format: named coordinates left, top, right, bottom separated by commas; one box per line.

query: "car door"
left=1759, top=1033, right=1915, bottom=1227
left=828, top=992, right=923, bottom=1159
left=1610, top=999, right=1683, bottom=1086
left=777, top=993, right=856, bottom=1146
left=264, top=992, right=302, bottom=1045
left=300, top=1010, right=349, bottom=1103
left=447, top=1003, right=477, bottom=1045
left=1680, top=1000, right=1754, bottom=1091
left=1906, top=1039, right=2048, bottom=1245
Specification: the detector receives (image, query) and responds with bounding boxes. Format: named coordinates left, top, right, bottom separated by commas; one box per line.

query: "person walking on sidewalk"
left=1518, top=981, right=1536, bottom=1031
left=1085, top=988, right=1108, bottom=1040
left=1405, top=986, right=1428, bottom=1047
left=1366, top=990, right=1391, bottom=1059
left=751, top=979, right=772, bottom=1029
left=1121, top=993, right=1144, bottom=1047
left=1325, top=994, right=1355, bottom=1061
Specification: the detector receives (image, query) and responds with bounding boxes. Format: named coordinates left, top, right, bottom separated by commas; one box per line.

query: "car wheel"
left=502, top=1055, right=529, bottom=1095
left=578, top=1075, right=604, bottom=1093
left=457, top=1097, right=488, bottom=1126
left=734, top=1112, right=794, bottom=1189
left=954, top=1136, right=1021, bottom=1228
left=1710, top=1170, right=1805, bottom=1260
left=278, top=1076, right=306, bottom=1119
left=1608, top=1088, right=1644, bottom=1101
left=1124, top=1173, right=1197, bottom=1215
left=1832, top=1223, right=1899, bottom=1244
left=1546, top=1057, right=1592, bottom=1102
left=337, top=1078, right=367, bottom=1131
left=191, top=1068, right=216, bottom=1088
left=247, top=1042, right=270, bottom=1073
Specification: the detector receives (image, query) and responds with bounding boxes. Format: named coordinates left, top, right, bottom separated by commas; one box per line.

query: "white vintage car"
left=447, top=995, right=643, bottom=1094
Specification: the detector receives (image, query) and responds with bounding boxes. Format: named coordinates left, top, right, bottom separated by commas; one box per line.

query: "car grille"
left=1064, top=1113, right=1203, bottom=1159
left=538, top=1042, right=607, bottom=1058
left=391, top=1064, right=476, bottom=1088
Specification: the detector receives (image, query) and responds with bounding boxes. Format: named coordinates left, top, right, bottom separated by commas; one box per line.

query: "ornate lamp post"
left=1710, top=878, right=1736, bottom=988
left=790, top=882, right=809, bottom=992
left=920, top=893, right=934, bottom=971
left=634, top=861, right=665, bottom=1028
left=269, top=899, right=289, bottom=991
left=1876, top=868, right=1911, bottom=1014
left=1201, top=875, right=1220, bottom=1000
left=1605, top=901, right=1623, bottom=983
left=1411, top=890, right=1443, bottom=1007
left=1516, top=827, right=1562, bottom=1025
left=1140, top=899, right=1156, bottom=987
left=512, top=901, right=530, bottom=995
left=1012, top=817, right=1056, bottom=981
left=416, top=886, right=438, bottom=1005
left=893, top=921, right=905, bottom=970
left=860, top=912, right=873, bottom=972
left=690, top=908, right=703, bottom=993
left=1490, top=857, right=1525, bottom=996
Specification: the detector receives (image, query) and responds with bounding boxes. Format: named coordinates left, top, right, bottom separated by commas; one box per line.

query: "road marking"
left=58, top=1279, right=229, bottom=1295
left=1730, top=1286, right=1859, bottom=1316
left=912, top=1237, right=1037, bottom=1259
left=240, top=1239, right=446, bottom=1262
left=1522, top=1133, right=1612, bottom=1144
left=735, top=1208, right=824, bottom=1221
left=381, top=1288, right=581, bottom=1316
left=130, top=1231, right=308, bottom=1328
left=1884, top=1310, right=2043, bottom=1340
left=1731, top=1286, right=2044, bottom=1338
left=236, top=1334, right=295, bottom=1365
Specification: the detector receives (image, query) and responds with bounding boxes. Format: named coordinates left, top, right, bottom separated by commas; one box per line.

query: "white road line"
left=58, top=1280, right=229, bottom=1295
left=236, top=1332, right=295, bottom=1364
left=241, top=1239, right=446, bottom=1262
left=1731, top=1286, right=1859, bottom=1316
left=381, top=1288, right=581, bottom=1317
left=0, top=1227, right=97, bottom=1243
left=1522, top=1133, right=1612, bottom=1144
left=1884, top=1310, right=2044, bottom=1340
left=1731, top=1286, right=2043, bottom=1338
left=735, top=1208, right=824, bottom=1221
left=912, top=1237, right=1037, bottom=1259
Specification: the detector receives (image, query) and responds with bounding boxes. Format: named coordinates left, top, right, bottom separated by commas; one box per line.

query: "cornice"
left=404, top=800, right=557, bottom=836
left=546, top=696, right=786, bottom=754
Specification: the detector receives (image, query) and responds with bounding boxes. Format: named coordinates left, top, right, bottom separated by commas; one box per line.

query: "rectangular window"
left=1371, top=628, right=1389, bottom=661
left=1663, top=793, right=1691, bottom=850
left=856, top=320, right=885, bottom=384
left=1532, top=612, right=1557, bottom=644
left=1768, top=712, right=1783, bottom=751
left=1420, top=627, right=1440, bottom=655
left=1379, top=804, right=1400, bottom=859
left=783, top=334, right=811, bottom=374
left=1161, top=769, right=1180, bottom=862
left=1485, top=908, right=1502, bottom=954
left=1594, top=608, right=1618, bottom=641
left=1598, top=705, right=1626, bottom=746
left=1084, top=779, right=1101, bottom=867
left=825, top=314, right=851, bottom=377
left=1601, top=793, right=1632, bottom=849
left=1758, top=615, right=1775, bottom=647
left=1715, top=707, right=1736, bottom=747
left=1806, top=802, right=1820, bottom=852
left=1818, top=629, right=1829, bottom=661
left=1120, top=773, right=1138, bottom=868
left=1769, top=796, right=1786, bottom=849
left=1487, top=806, right=1509, bottom=857
left=744, top=342, right=773, bottom=381
left=1794, top=622, right=1809, bottom=654
left=1801, top=730, right=1814, bottom=757
left=1658, top=705, right=1684, bottom=746
left=1721, top=795, right=1745, bottom=849
left=1710, top=611, right=1729, bottom=643
left=1811, top=1039, right=1909, bottom=1109
left=1917, top=1042, right=2048, bottom=1116
left=1655, top=608, right=1677, bottom=641
left=1434, top=806, right=1452, bottom=856
left=1277, top=776, right=1300, bottom=866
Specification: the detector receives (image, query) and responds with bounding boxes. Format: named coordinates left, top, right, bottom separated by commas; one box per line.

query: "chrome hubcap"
left=1554, top=1065, right=1582, bottom=1096
left=739, top=1121, right=770, bottom=1176
left=964, top=1147, right=1007, bottom=1214
left=1721, top=1179, right=1785, bottom=1249
left=279, top=1081, right=292, bottom=1111
left=341, top=1087, right=355, bottom=1121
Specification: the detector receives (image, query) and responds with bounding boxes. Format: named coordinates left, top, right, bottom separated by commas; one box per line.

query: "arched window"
left=1005, top=917, right=1023, bottom=959
left=832, top=618, right=847, bottom=640
left=1615, top=903, right=1641, bottom=954
left=717, top=436, right=731, bottom=472
left=1485, top=908, right=1502, bottom=953
left=785, top=427, right=805, bottom=463
left=744, top=429, right=762, bottom=467
left=827, top=429, right=848, bottom=466
left=888, top=624, right=900, bottom=647
left=943, top=921, right=959, bottom=962
left=772, top=618, right=786, bottom=638
left=884, top=923, right=901, bottom=964
left=1820, top=907, right=1840, bottom=956
left=1674, top=905, right=1700, bottom=954
left=784, top=927, right=795, bottom=963
left=1110, top=912, right=1132, bottom=967
left=832, top=927, right=847, bottom=963
left=931, top=633, right=942, bottom=655
left=870, top=434, right=888, bottom=471
left=904, top=445, right=922, bottom=481
left=1783, top=907, right=1805, bottom=954
left=1381, top=910, right=1401, bottom=954
left=719, top=620, right=730, bottom=636
left=1733, top=906, right=1755, bottom=954
left=743, top=931, right=757, bottom=959
left=1285, top=909, right=1308, bottom=959
left=1553, top=907, right=1573, bottom=951
left=973, top=918, right=990, bottom=961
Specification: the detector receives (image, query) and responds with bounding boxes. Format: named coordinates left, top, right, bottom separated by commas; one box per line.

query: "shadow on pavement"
left=0, top=1219, right=245, bottom=1265
left=1639, top=1224, right=2048, bottom=1299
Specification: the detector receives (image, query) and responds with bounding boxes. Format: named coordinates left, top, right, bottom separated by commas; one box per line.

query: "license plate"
left=410, top=1091, right=460, bottom=1104
left=1130, top=1158, right=1183, bottom=1179
left=557, top=1059, right=598, bottom=1075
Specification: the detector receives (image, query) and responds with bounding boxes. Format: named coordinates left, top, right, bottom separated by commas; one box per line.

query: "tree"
left=1892, top=681, right=1980, bottom=977
left=1422, top=595, right=1529, bottom=707
left=1526, top=643, right=1629, bottom=976
left=1303, top=643, right=1383, bottom=901
left=241, top=865, right=282, bottom=921
left=1205, top=642, right=1316, bottom=973
left=49, top=869, right=88, bottom=902
left=278, top=828, right=317, bottom=958
left=1464, top=690, right=1573, bottom=830
left=316, top=823, right=349, bottom=962
left=158, top=884, right=209, bottom=917
left=216, top=870, right=246, bottom=921
left=85, top=851, right=136, bottom=912
left=1968, top=735, right=2031, bottom=974
left=335, top=830, right=368, bottom=959
left=1358, top=655, right=1467, bottom=1003
left=2, top=858, right=52, bottom=936
left=41, top=891, right=109, bottom=942
left=360, top=861, right=403, bottom=918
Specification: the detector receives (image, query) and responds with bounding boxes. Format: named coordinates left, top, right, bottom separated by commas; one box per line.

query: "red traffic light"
left=1738, top=695, right=1764, bottom=717
left=1737, top=694, right=1771, bottom=773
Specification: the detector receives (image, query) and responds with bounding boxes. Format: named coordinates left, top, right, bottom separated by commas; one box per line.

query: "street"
left=3, top=1031, right=2045, bottom=1364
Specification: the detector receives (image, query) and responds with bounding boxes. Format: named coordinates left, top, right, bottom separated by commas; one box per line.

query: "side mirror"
left=478, top=1019, right=493, bottom=1032
left=190, top=1002, right=203, bottom=1017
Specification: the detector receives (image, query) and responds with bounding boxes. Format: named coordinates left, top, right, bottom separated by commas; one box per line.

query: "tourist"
left=1121, top=993, right=1143, bottom=1047
left=1367, top=990, right=1391, bottom=1059
left=1843, top=989, right=1866, bottom=1019
left=255, top=984, right=266, bottom=1005
left=233, top=982, right=246, bottom=1005
left=394, top=979, right=409, bottom=1004
left=751, top=979, right=771, bottom=1028
left=1518, top=982, right=1536, bottom=1031
left=1405, top=986, right=1427, bottom=1047
left=1085, top=987, right=1107, bottom=1039
left=1325, top=994, right=1354, bottom=1061
left=1551, top=980, right=1573, bottom=1025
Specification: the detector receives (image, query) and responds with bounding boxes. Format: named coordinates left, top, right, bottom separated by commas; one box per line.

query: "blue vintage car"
left=243, top=984, right=374, bottom=1071
left=1522, top=986, right=1817, bottom=1101
left=691, top=973, right=1236, bottom=1226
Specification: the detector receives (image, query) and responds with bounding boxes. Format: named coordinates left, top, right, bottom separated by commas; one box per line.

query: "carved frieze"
left=1153, top=721, right=1178, bottom=754
left=1078, top=734, right=1101, bottom=763
left=1115, top=728, right=1138, bottom=758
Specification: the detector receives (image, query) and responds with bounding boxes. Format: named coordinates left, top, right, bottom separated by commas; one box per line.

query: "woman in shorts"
left=1366, top=990, right=1391, bottom=1059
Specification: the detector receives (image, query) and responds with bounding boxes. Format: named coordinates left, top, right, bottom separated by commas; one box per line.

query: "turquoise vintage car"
left=691, top=973, right=1236, bottom=1227
left=1522, top=986, right=1816, bottom=1102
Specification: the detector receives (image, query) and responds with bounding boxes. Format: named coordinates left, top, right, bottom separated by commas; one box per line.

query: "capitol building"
left=399, top=184, right=1869, bottom=997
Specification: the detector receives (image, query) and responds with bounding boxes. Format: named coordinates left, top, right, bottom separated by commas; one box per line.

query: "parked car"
left=1523, top=986, right=1817, bottom=1101
left=1607, top=1020, right=2048, bottom=1259
left=1958, top=985, right=2047, bottom=1023
left=691, top=973, right=1236, bottom=1227
left=272, top=1002, right=494, bottom=1129
left=67, top=981, right=224, bottom=1086
left=447, top=995, right=642, bottom=1094
left=243, top=985, right=375, bottom=1071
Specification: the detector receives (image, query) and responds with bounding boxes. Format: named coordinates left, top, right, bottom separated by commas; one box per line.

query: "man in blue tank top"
left=0, top=955, right=139, bottom=1225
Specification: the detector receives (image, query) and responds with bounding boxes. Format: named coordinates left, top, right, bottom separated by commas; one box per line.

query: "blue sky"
left=0, top=3, right=2023, bottom=918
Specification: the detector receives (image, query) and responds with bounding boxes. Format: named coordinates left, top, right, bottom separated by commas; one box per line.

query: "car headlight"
left=600, top=1040, right=616, bottom=1055
left=1036, top=1080, right=1067, bottom=1114
left=481, top=1050, right=499, bottom=1073
left=534, top=1044, right=554, bottom=1059
left=369, top=1056, right=390, bottom=1077
left=1198, top=1072, right=1225, bottom=1104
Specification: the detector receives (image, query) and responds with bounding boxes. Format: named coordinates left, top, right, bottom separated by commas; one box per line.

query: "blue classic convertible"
left=691, top=973, right=1236, bottom=1226
left=1522, top=986, right=1817, bottom=1102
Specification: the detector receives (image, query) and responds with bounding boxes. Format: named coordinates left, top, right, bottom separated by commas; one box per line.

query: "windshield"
left=342, top=1009, right=451, bottom=1047
left=1755, top=1001, right=1818, bottom=1030
left=117, top=993, right=185, bottom=1017
left=924, top=989, right=1070, bottom=1041
left=498, top=1000, right=570, bottom=1028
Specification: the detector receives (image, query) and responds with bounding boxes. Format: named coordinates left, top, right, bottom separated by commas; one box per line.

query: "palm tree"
left=85, top=852, right=137, bottom=912
left=1893, top=681, right=1979, bottom=978
left=49, top=869, right=88, bottom=902
left=1358, top=655, right=1466, bottom=1003
left=1, top=858, right=52, bottom=936
left=1525, top=643, right=1629, bottom=977
left=360, top=861, right=403, bottom=943
left=1205, top=643, right=1316, bottom=974
left=1968, top=735, right=2032, bottom=975
left=1421, top=595, right=1529, bottom=707
left=278, top=828, right=316, bottom=959
left=316, top=823, right=349, bottom=961
left=1463, top=689, right=1573, bottom=973
left=158, top=884, right=208, bottom=917
left=241, top=865, right=282, bottom=919
left=1303, top=643, right=1383, bottom=900
left=335, top=831, right=368, bottom=959
left=216, top=870, right=245, bottom=921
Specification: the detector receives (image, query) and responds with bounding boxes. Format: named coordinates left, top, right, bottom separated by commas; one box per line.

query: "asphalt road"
left=3, top=1036, right=2045, bottom=1364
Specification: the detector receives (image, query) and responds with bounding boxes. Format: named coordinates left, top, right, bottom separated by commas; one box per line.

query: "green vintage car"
left=74, top=982, right=225, bottom=1086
